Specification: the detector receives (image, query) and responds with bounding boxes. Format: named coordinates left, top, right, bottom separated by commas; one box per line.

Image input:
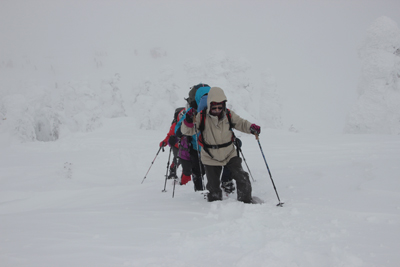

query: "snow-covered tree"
left=99, top=73, right=126, bottom=118
left=0, top=94, right=36, bottom=142
left=131, top=65, right=181, bottom=130
left=54, top=81, right=103, bottom=134
left=0, top=81, right=104, bottom=142
left=345, top=16, right=400, bottom=134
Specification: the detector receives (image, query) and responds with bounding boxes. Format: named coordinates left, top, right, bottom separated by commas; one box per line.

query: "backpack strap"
left=225, top=109, right=234, bottom=131
left=225, top=109, right=241, bottom=156
left=199, top=109, right=207, bottom=133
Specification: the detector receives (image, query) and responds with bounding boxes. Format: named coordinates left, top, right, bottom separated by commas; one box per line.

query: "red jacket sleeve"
left=162, top=122, right=179, bottom=148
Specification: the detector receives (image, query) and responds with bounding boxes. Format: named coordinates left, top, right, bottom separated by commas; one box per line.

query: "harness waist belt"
left=203, top=141, right=232, bottom=150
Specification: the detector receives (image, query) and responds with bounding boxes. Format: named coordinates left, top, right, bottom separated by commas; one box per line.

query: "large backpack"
left=186, top=83, right=210, bottom=110
left=172, top=107, right=186, bottom=124
left=168, top=107, right=186, bottom=147
left=198, top=108, right=236, bottom=158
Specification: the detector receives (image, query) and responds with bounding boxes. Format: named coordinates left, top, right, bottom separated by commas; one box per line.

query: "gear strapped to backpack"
left=168, top=107, right=186, bottom=148
left=173, top=107, right=185, bottom=124
left=186, top=83, right=210, bottom=110
left=198, top=108, right=237, bottom=158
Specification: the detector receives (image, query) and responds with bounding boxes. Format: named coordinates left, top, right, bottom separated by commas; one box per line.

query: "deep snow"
left=1, top=117, right=399, bottom=267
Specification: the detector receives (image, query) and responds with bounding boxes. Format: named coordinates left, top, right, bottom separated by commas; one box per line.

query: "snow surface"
left=1, top=117, right=400, bottom=267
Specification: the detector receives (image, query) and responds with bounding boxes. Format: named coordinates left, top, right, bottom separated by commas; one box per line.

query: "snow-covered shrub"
left=131, top=66, right=181, bottom=130
left=0, top=94, right=36, bottom=142
left=99, top=73, right=126, bottom=118
left=345, top=16, right=400, bottom=134
left=56, top=81, right=103, bottom=133
left=33, top=106, right=61, bottom=141
left=0, top=81, right=104, bottom=142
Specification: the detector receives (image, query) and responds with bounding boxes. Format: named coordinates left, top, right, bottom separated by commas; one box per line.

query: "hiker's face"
left=210, top=105, right=223, bottom=116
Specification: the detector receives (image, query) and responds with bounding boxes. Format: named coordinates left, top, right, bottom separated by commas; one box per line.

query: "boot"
left=207, top=191, right=223, bottom=202
left=167, top=164, right=178, bottom=179
left=180, top=174, right=191, bottom=185
left=221, top=180, right=235, bottom=194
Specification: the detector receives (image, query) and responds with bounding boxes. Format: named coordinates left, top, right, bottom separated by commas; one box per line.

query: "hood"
left=207, top=87, right=227, bottom=108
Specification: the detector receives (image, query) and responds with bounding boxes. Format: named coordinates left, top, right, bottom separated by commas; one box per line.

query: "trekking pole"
left=141, top=146, right=164, bottom=184
left=238, top=148, right=256, bottom=182
left=194, top=121, right=206, bottom=191
left=162, top=147, right=172, bottom=192
left=255, top=134, right=284, bottom=207
left=172, top=174, right=177, bottom=198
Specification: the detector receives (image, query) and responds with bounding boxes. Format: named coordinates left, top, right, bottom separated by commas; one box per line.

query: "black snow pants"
left=171, top=146, right=180, bottom=169
left=204, top=156, right=252, bottom=203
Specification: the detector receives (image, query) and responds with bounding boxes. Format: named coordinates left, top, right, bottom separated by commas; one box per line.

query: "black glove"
left=234, top=138, right=242, bottom=149
left=168, top=136, right=177, bottom=147
left=185, top=108, right=196, bottom=124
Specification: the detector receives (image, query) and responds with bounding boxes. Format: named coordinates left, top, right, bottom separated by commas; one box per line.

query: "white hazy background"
left=1, top=0, right=400, bottom=137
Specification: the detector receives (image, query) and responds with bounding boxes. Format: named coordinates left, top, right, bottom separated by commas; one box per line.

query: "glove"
left=159, top=140, right=167, bottom=147
left=168, top=136, right=177, bottom=147
left=185, top=108, right=196, bottom=124
left=250, top=124, right=261, bottom=135
left=234, top=138, right=242, bottom=149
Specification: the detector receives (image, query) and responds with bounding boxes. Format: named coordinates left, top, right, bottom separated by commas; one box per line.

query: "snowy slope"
left=1, top=117, right=399, bottom=267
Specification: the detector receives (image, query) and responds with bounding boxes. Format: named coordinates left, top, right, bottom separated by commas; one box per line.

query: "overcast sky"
left=1, top=0, right=400, bottom=133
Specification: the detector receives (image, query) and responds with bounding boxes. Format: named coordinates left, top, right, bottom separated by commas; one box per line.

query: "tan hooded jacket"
left=181, top=87, right=253, bottom=166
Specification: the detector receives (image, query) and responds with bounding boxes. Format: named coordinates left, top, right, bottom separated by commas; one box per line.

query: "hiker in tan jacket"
left=181, top=87, right=261, bottom=203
